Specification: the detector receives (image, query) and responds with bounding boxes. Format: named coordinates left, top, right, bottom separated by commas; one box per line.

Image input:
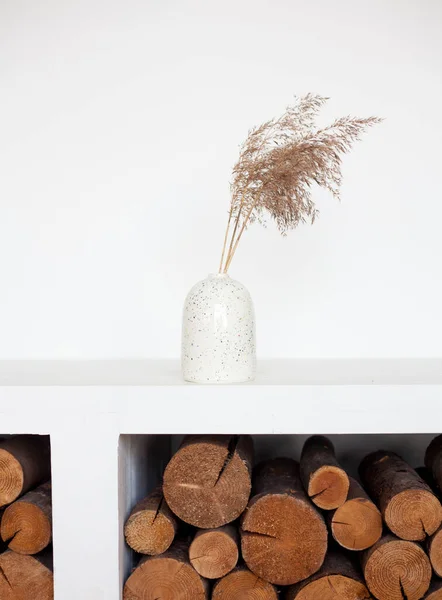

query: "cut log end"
left=426, top=580, right=442, bottom=600
left=0, top=450, right=24, bottom=507
left=1, top=502, right=51, bottom=555
left=241, top=492, right=327, bottom=586
left=212, top=566, right=278, bottom=600
left=189, top=525, right=238, bottom=579
left=331, top=497, right=382, bottom=551
left=308, top=465, right=350, bottom=510
left=386, top=488, right=441, bottom=541
left=428, top=526, right=442, bottom=577
left=362, top=536, right=431, bottom=600
left=287, top=574, right=370, bottom=600
left=124, top=489, right=176, bottom=555
left=163, top=435, right=253, bottom=528
left=123, top=542, right=208, bottom=600
left=0, top=550, right=54, bottom=600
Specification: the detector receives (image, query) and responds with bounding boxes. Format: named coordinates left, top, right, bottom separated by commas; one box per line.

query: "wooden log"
left=241, top=457, right=328, bottom=586
left=0, top=549, right=53, bottom=599
left=285, top=549, right=370, bottom=600
left=300, top=435, right=350, bottom=510
left=361, top=534, right=431, bottom=600
left=1, top=481, right=52, bottom=555
left=426, top=435, right=442, bottom=491
left=163, top=435, right=253, bottom=528
left=212, top=565, right=278, bottom=600
left=123, top=538, right=209, bottom=600
left=416, top=466, right=440, bottom=494
left=427, top=525, right=442, bottom=577
left=359, top=450, right=441, bottom=540
left=124, top=486, right=177, bottom=555
left=425, top=580, right=442, bottom=600
left=189, top=524, right=239, bottom=579
left=329, top=477, right=382, bottom=551
left=0, top=436, right=51, bottom=507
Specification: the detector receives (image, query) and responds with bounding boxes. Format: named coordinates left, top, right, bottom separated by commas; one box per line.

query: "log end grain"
left=386, top=488, right=441, bottom=541
left=0, top=449, right=24, bottom=507
left=331, top=497, right=382, bottom=551
left=123, top=541, right=209, bottom=600
left=307, top=465, right=350, bottom=510
left=1, top=503, right=51, bottom=555
left=426, top=580, right=442, bottom=600
left=212, top=566, right=278, bottom=600
left=286, top=574, right=370, bottom=600
left=428, top=526, right=442, bottom=577
left=189, top=525, right=238, bottom=579
left=0, top=550, right=54, bottom=600
left=241, top=493, right=328, bottom=586
left=163, top=435, right=253, bottom=528
left=362, top=536, right=431, bottom=600
left=124, top=489, right=176, bottom=555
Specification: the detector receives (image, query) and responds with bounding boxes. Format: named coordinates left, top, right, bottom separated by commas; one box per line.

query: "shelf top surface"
left=0, top=358, right=441, bottom=386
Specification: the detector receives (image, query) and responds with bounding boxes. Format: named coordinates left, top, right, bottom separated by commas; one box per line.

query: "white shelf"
left=1, top=359, right=441, bottom=600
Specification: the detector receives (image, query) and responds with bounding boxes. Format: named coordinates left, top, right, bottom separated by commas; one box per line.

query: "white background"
left=1, top=0, right=441, bottom=360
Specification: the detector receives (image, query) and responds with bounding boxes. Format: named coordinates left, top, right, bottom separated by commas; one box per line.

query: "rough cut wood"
left=359, top=450, right=441, bottom=540
left=300, top=435, right=350, bottom=510
left=163, top=435, right=253, bottom=528
left=189, top=524, right=239, bottom=579
left=426, top=435, right=442, bottom=492
left=361, top=534, right=432, bottom=600
left=286, top=549, right=370, bottom=600
left=123, top=539, right=209, bottom=600
left=0, top=436, right=51, bottom=507
left=0, top=549, right=54, bottom=599
left=124, top=486, right=177, bottom=555
left=329, top=477, right=382, bottom=551
left=241, top=457, right=327, bottom=586
left=1, top=481, right=52, bottom=555
left=427, top=525, right=442, bottom=577
left=212, top=565, right=278, bottom=600
left=425, top=580, right=442, bottom=600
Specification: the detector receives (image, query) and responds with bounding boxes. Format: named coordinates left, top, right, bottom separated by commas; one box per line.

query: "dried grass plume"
left=219, top=94, right=381, bottom=273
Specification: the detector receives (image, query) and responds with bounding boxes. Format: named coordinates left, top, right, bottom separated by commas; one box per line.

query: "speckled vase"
left=181, top=274, right=256, bottom=383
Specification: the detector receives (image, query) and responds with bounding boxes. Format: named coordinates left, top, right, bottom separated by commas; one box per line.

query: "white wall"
left=1, top=0, right=441, bottom=360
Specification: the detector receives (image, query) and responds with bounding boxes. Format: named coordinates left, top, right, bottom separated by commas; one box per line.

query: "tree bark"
left=189, top=524, right=239, bottom=579
left=241, top=457, right=328, bottom=586
left=1, top=481, right=52, bottom=555
left=0, top=436, right=51, bottom=507
left=285, top=549, right=370, bottom=600
left=426, top=435, right=442, bottom=493
left=0, top=549, right=53, bottom=599
left=329, top=477, right=382, bottom=551
left=163, top=435, right=253, bottom=528
left=359, top=450, right=441, bottom=540
left=300, top=435, right=350, bottom=510
left=123, top=538, right=209, bottom=600
left=361, top=534, right=431, bottom=600
left=124, top=486, right=177, bottom=555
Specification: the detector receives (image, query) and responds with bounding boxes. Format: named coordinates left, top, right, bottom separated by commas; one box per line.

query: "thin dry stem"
left=220, top=94, right=381, bottom=272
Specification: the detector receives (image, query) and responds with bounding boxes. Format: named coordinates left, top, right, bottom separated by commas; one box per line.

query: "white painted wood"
left=0, top=359, right=441, bottom=599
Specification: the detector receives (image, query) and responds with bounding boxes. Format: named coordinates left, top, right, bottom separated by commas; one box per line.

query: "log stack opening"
left=0, top=436, right=53, bottom=599
left=123, top=433, right=442, bottom=600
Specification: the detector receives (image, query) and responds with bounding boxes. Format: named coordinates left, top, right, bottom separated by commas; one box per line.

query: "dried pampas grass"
left=219, top=94, right=381, bottom=273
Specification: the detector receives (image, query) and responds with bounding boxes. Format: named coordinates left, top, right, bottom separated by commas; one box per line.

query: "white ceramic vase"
left=181, top=274, right=256, bottom=383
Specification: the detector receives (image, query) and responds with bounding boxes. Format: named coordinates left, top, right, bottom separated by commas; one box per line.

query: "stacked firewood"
left=123, top=434, right=442, bottom=600
left=0, top=436, right=53, bottom=600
